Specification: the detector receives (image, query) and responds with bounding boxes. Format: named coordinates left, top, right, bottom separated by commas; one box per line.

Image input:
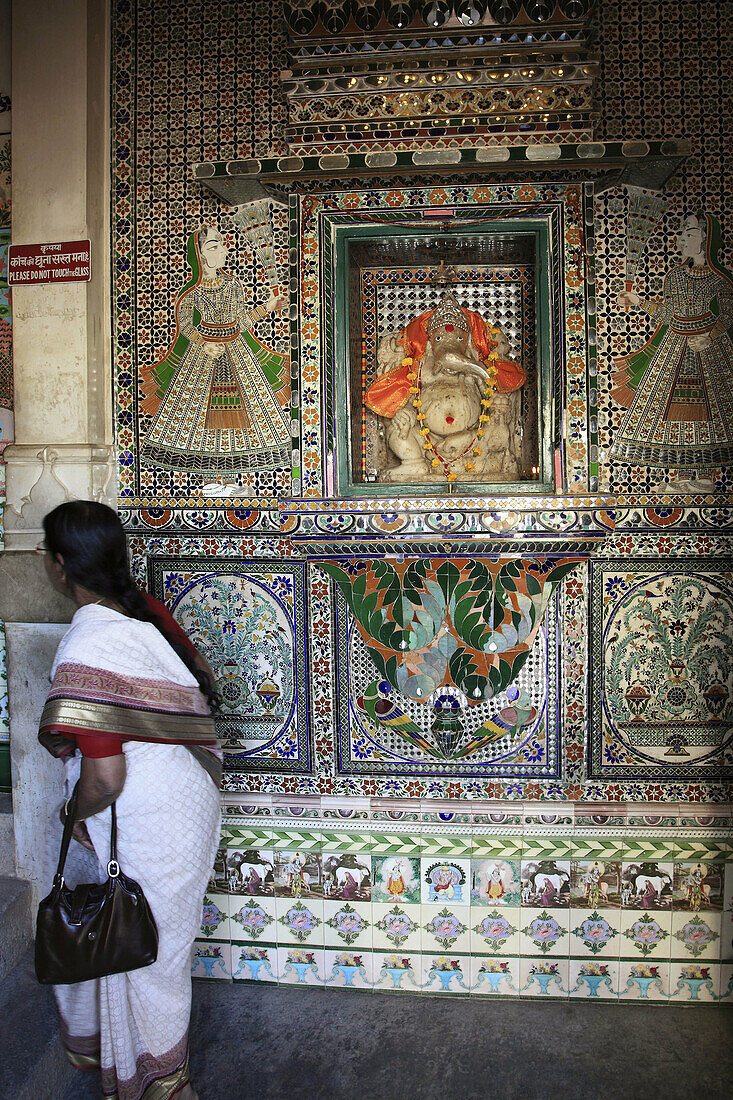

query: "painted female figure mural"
left=612, top=211, right=733, bottom=491
left=140, top=227, right=290, bottom=484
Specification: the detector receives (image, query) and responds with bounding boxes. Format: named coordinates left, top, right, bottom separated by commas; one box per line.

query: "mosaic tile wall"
left=0, top=0, right=12, bottom=790
left=112, top=2, right=733, bottom=1000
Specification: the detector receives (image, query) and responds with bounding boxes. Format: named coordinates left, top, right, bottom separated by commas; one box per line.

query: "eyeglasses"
left=35, top=542, right=48, bottom=554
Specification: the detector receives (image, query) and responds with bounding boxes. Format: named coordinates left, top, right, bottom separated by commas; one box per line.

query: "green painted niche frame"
left=329, top=214, right=558, bottom=499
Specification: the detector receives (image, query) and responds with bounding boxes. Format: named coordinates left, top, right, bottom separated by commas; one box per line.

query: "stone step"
left=0, top=946, right=74, bottom=1100
left=0, top=874, right=33, bottom=983
left=0, top=792, right=15, bottom=876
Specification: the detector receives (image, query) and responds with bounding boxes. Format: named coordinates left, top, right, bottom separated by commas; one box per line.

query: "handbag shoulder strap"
left=53, top=783, right=118, bottom=887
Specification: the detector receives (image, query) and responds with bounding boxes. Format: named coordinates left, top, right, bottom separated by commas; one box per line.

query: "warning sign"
left=8, top=240, right=92, bottom=285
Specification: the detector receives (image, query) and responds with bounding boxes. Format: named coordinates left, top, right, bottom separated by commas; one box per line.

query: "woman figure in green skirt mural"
left=140, top=226, right=290, bottom=489
left=611, top=209, right=733, bottom=492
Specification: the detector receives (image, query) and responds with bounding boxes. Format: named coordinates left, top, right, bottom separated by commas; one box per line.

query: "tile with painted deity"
left=470, top=858, right=521, bottom=907
left=519, top=957, right=569, bottom=998
left=672, top=861, right=723, bottom=912
left=324, top=948, right=374, bottom=990
left=570, top=860, right=622, bottom=909
left=519, top=908, right=570, bottom=958
left=569, top=909, right=621, bottom=958
left=321, top=852, right=371, bottom=903
left=277, top=946, right=325, bottom=987
left=471, top=907, right=521, bottom=958
left=470, top=955, right=520, bottom=996
left=620, top=861, right=674, bottom=910
left=618, top=960, right=670, bottom=1003
left=520, top=860, right=571, bottom=908
left=273, top=849, right=322, bottom=899
left=191, top=941, right=231, bottom=981
left=671, top=910, right=722, bottom=961
left=231, top=943, right=278, bottom=983
left=568, top=958, right=619, bottom=1000
left=421, top=857, right=471, bottom=905
left=324, top=899, right=372, bottom=950
left=371, top=855, right=422, bottom=905
left=620, top=909, right=672, bottom=960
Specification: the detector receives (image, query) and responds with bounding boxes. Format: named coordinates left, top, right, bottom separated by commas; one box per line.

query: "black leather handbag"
left=35, top=787, right=159, bottom=984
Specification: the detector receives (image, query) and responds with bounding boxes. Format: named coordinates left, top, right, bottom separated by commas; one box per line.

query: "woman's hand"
left=72, top=820, right=95, bottom=852
left=618, top=290, right=641, bottom=310
left=689, top=333, right=712, bottom=353
left=264, top=292, right=287, bottom=314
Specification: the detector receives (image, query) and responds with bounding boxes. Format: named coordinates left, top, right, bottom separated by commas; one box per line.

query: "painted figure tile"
left=470, top=858, right=521, bottom=907
left=273, top=850, right=322, bottom=899
left=672, top=862, right=723, bottom=912
left=620, top=862, right=674, bottom=910
left=570, top=861, right=621, bottom=908
left=231, top=944, right=278, bottom=983
left=421, top=858, right=471, bottom=905
left=671, top=912, right=721, bottom=960
left=321, top=853, right=371, bottom=902
left=226, top=848, right=275, bottom=896
left=520, top=860, right=571, bottom=908
left=471, top=956, right=520, bottom=996
left=372, top=856, right=421, bottom=905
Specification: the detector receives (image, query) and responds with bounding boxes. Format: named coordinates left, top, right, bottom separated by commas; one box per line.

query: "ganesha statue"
left=365, top=292, right=526, bottom=484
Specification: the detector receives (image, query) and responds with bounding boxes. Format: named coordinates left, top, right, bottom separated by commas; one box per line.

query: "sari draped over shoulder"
left=41, top=605, right=222, bottom=1100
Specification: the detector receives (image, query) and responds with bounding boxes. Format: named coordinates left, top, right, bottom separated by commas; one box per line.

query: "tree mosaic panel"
left=589, top=559, right=733, bottom=782
left=147, top=557, right=311, bottom=775
left=322, top=555, right=577, bottom=780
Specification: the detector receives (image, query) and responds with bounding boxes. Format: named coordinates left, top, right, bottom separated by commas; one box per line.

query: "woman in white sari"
left=38, top=501, right=221, bottom=1100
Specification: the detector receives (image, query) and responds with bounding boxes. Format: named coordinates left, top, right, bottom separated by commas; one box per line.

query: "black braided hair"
left=43, top=500, right=220, bottom=713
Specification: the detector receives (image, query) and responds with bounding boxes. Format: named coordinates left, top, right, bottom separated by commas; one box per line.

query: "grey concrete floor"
left=63, top=982, right=733, bottom=1100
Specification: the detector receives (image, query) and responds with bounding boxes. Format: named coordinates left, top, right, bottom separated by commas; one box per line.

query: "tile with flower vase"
left=198, top=892, right=230, bottom=942
left=618, top=961, right=670, bottom=1002
left=569, top=910, right=621, bottom=958
left=277, top=946, right=325, bottom=987
left=719, top=965, right=733, bottom=1004
left=372, top=952, right=422, bottom=994
left=372, top=855, right=421, bottom=905
left=470, top=858, right=521, bottom=907
left=470, top=907, right=521, bottom=960
left=570, top=860, right=622, bottom=910
left=470, top=955, right=520, bottom=997
left=420, top=954, right=471, bottom=996
left=568, top=958, right=619, bottom=1000
left=191, top=941, right=231, bottom=981
left=324, top=949, right=374, bottom=990
left=620, top=861, right=674, bottom=911
left=672, top=861, right=723, bottom=913
left=231, top=943, right=278, bottom=983
left=669, top=963, right=720, bottom=1003
left=321, top=852, right=371, bottom=904
left=422, top=905, right=471, bottom=956
left=372, top=903, right=422, bottom=953
left=226, top=847, right=276, bottom=897
left=519, top=908, right=570, bottom=958
left=519, top=958, right=569, bottom=998
left=671, top=911, right=722, bottom=961
left=324, top=899, right=372, bottom=951
left=620, top=909, right=672, bottom=960
left=520, top=860, right=571, bottom=908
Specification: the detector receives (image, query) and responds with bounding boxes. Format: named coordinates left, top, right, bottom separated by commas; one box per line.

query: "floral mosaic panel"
left=147, top=557, right=311, bottom=774
left=589, top=559, right=733, bottom=782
